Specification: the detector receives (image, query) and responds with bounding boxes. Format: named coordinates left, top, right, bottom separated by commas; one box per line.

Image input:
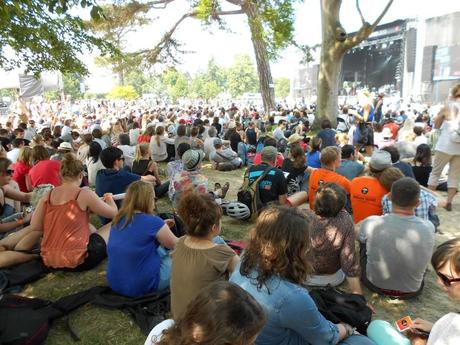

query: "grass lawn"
left=19, top=163, right=460, bottom=344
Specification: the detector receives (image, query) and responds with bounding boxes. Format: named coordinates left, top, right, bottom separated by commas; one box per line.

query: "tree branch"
left=369, top=0, right=393, bottom=30
left=355, top=0, right=366, bottom=25
left=343, top=0, right=393, bottom=50
left=213, top=9, right=244, bottom=16
left=223, top=0, right=244, bottom=6
left=146, top=0, right=177, bottom=9
left=134, top=11, right=196, bottom=64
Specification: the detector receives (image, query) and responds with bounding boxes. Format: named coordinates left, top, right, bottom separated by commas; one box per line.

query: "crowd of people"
left=0, top=83, right=459, bottom=345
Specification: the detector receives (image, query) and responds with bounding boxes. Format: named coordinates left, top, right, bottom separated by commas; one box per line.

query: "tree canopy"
left=0, top=0, right=113, bottom=75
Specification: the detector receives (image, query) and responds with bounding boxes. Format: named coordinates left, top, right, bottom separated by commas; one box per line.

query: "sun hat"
left=287, top=133, right=303, bottom=145
left=58, top=142, right=73, bottom=151
left=182, top=149, right=205, bottom=171
left=382, top=127, right=392, bottom=139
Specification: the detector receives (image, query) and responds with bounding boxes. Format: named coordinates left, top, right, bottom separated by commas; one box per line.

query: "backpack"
left=309, top=287, right=372, bottom=335
left=157, top=213, right=185, bottom=238
left=214, top=152, right=236, bottom=171
left=0, top=286, right=106, bottom=345
left=237, top=166, right=272, bottom=219
left=92, top=288, right=171, bottom=335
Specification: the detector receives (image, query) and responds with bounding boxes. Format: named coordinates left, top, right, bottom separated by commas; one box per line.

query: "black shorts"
left=65, top=233, right=107, bottom=272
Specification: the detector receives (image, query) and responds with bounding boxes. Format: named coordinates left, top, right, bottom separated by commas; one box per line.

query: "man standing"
left=359, top=178, right=435, bottom=298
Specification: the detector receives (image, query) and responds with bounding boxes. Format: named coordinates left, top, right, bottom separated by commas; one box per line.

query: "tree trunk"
left=315, top=0, right=344, bottom=129
left=118, top=69, right=125, bottom=86
left=316, top=46, right=344, bottom=129
left=245, top=2, right=276, bottom=115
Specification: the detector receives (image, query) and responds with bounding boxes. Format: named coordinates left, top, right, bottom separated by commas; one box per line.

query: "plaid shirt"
left=382, top=189, right=437, bottom=220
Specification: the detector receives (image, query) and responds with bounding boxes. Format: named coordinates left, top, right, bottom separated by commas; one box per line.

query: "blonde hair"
left=60, top=153, right=84, bottom=180
left=134, top=143, right=150, bottom=162
left=17, top=146, right=34, bottom=166
left=320, top=146, right=341, bottom=166
left=0, top=145, right=6, bottom=159
left=155, top=126, right=165, bottom=147
left=112, top=181, right=155, bottom=229
left=31, top=135, right=44, bottom=148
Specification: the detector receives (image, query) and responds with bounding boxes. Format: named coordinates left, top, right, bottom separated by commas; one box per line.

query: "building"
left=291, top=11, right=460, bottom=103
left=420, top=11, right=460, bottom=102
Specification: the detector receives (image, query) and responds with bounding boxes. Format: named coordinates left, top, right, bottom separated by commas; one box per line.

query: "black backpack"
left=0, top=286, right=106, bottom=345
left=309, top=287, right=372, bottom=335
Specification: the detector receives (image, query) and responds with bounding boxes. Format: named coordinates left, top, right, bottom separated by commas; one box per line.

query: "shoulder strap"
left=74, top=189, right=82, bottom=200
left=251, top=166, right=273, bottom=187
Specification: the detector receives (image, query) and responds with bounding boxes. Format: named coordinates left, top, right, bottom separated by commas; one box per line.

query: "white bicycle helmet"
left=224, top=202, right=251, bottom=220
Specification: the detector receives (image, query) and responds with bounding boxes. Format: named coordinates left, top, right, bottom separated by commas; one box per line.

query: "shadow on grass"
left=20, top=164, right=460, bottom=345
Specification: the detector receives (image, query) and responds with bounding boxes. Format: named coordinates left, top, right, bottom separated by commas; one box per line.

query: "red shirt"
left=383, top=122, right=399, bottom=140
left=29, top=160, right=61, bottom=188
left=253, top=152, right=284, bottom=168
left=12, top=161, right=32, bottom=192
left=137, top=135, right=151, bottom=144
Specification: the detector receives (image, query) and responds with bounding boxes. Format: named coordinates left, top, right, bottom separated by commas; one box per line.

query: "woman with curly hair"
left=170, top=191, right=238, bottom=319
left=230, top=206, right=375, bottom=345
left=145, top=281, right=265, bottom=345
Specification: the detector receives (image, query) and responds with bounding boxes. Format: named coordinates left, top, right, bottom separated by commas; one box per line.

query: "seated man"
left=246, top=146, right=288, bottom=207
left=336, top=145, right=364, bottom=180
left=117, top=133, right=135, bottom=168
left=381, top=145, right=415, bottom=178
left=308, top=146, right=351, bottom=210
left=350, top=150, right=392, bottom=223
left=210, top=138, right=242, bottom=170
left=359, top=177, right=435, bottom=298
left=96, top=147, right=155, bottom=223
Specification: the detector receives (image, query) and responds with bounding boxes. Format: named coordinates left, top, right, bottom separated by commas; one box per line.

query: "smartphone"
left=395, top=316, right=412, bottom=332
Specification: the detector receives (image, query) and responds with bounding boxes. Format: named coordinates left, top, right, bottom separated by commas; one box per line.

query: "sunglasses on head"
left=436, top=271, right=460, bottom=287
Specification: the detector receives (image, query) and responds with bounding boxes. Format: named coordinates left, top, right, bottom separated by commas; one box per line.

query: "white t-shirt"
left=428, top=313, right=460, bottom=345
left=435, top=103, right=460, bottom=155
left=144, top=319, right=174, bottom=345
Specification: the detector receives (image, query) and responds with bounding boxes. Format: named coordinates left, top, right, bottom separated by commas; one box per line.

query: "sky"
left=85, top=0, right=460, bottom=92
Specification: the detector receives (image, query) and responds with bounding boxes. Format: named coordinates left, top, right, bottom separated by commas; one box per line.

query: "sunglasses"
left=118, top=156, right=125, bottom=162
left=436, top=271, right=460, bottom=287
left=6, top=169, right=14, bottom=176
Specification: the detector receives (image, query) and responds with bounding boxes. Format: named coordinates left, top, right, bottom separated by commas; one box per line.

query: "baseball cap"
left=369, top=150, right=392, bottom=171
left=261, top=146, right=278, bottom=163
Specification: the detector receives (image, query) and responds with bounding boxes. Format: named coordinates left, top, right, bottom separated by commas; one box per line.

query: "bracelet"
left=343, top=323, right=355, bottom=336
left=16, top=218, right=24, bottom=225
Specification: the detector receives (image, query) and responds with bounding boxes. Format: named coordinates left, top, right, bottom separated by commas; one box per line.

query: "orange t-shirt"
left=350, top=176, right=388, bottom=223
left=308, top=168, right=351, bottom=209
